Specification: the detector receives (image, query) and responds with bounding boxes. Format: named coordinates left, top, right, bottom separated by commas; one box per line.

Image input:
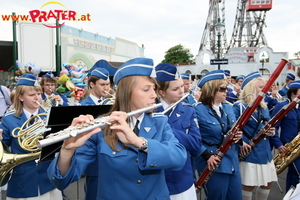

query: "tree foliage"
left=161, top=44, right=195, bottom=64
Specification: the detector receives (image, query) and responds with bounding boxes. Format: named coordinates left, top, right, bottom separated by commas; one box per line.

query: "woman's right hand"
left=61, top=115, right=101, bottom=151
left=207, top=155, right=220, bottom=170
left=277, top=145, right=288, bottom=154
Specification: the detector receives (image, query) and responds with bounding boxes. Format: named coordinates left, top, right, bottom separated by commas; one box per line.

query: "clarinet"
left=37, top=103, right=162, bottom=148
left=195, top=58, right=289, bottom=189
left=239, top=94, right=300, bottom=161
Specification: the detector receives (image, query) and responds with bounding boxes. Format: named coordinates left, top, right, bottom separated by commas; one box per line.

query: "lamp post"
left=215, top=18, right=225, bottom=70
left=260, top=53, right=266, bottom=75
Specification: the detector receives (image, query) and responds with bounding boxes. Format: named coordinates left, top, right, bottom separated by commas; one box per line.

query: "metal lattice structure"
left=228, top=0, right=268, bottom=51
left=199, top=0, right=228, bottom=57
left=199, top=0, right=270, bottom=56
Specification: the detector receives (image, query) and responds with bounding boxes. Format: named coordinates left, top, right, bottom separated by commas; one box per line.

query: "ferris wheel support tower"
left=199, top=0, right=228, bottom=57
left=228, top=0, right=272, bottom=50
left=199, top=0, right=272, bottom=56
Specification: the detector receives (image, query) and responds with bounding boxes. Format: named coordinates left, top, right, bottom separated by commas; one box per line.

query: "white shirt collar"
left=90, top=94, right=105, bottom=104
left=129, top=113, right=144, bottom=130
left=212, top=104, right=222, bottom=117
left=23, top=108, right=39, bottom=120
left=160, top=98, right=177, bottom=114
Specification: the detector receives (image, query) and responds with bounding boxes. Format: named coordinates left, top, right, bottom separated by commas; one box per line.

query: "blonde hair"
left=239, top=77, right=267, bottom=109
left=13, top=85, right=42, bottom=116
left=200, top=79, right=227, bottom=105
left=104, top=76, right=158, bottom=151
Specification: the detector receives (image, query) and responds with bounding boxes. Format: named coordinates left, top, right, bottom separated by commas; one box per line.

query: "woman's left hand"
left=108, top=112, right=142, bottom=147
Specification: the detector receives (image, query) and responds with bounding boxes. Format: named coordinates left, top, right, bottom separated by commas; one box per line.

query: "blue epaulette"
left=182, top=102, right=192, bottom=107
left=193, top=102, right=202, bottom=107
left=4, top=110, right=15, bottom=117
left=150, top=113, right=167, bottom=118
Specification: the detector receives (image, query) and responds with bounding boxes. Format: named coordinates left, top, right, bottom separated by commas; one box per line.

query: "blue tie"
left=133, top=120, right=140, bottom=136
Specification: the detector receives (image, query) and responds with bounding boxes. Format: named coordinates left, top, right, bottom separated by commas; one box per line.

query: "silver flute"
left=37, top=103, right=163, bottom=148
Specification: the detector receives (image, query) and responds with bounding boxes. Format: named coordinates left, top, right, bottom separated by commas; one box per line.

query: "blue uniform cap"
left=236, top=75, right=244, bottom=80
left=181, top=73, right=191, bottom=80
left=44, top=71, right=55, bottom=78
left=17, top=73, right=39, bottom=86
left=288, top=80, right=300, bottom=89
left=197, top=70, right=226, bottom=88
left=224, top=70, right=231, bottom=76
left=91, top=68, right=110, bottom=82
left=287, top=73, right=295, bottom=81
left=241, top=71, right=261, bottom=89
left=113, top=58, right=155, bottom=85
left=155, top=63, right=181, bottom=81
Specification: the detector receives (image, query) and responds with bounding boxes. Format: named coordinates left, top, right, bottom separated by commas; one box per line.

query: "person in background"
left=194, top=70, right=242, bottom=200
left=40, top=71, right=70, bottom=106
left=77, top=67, right=110, bottom=200
left=226, top=75, right=244, bottom=104
left=79, top=68, right=111, bottom=106
left=233, top=71, right=277, bottom=200
left=270, top=80, right=300, bottom=192
left=47, top=58, right=187, bottom=200
left=0, top=84, right=12, bottom=122
left=264, top=82, right=279, bottom=114
left=156, top=63, right=202, bottom=200
left=278, top=73, right=295, bottom=97
left=0, top=73, right=62, bottom=200
left=181, top=73, right=197, bottom=105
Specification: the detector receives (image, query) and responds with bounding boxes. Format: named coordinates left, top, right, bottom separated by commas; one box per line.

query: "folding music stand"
left=39, top=105, right=112, bottom=162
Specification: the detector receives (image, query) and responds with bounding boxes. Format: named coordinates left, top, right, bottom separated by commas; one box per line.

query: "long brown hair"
left=104, top=76, right=158, bottom=151
left=13, top=85, right=42, bottom=116
left=200, top=79, right=227, bottom=106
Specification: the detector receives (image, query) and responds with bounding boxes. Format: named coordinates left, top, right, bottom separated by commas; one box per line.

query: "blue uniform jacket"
left=0, top=109, right=56, bottom=198
left=233, top=102, right=273, bottom=164
left=278, top=86, right=288, bottom=97
left=157, top=102, right=202, bottom=195
left=226, top=91, right=238, bottom=104
left=193, top=102, right=240, bottom=174
left=182, top=93, right=197, bottom=105
left=264, top=93, right=278, bottom=113
left=79, top=95, right=96, bottom=105
left=42, top=93, right=70, bottom=106
left=77, top=95, right=98, bottom=200
left=48, top=114, right=187, bottom=200
left=270, top=100, right=300, bottom=148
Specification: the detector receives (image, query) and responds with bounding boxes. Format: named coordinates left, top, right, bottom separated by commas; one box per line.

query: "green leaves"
left=161, top=44, right=195, bottom=64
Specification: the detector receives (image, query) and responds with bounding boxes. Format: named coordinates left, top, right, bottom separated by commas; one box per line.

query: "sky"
left=1, top=0, right=300, bottom=66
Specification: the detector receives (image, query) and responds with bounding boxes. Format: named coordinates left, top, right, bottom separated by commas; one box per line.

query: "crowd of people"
left=0, top=57, right=299, bottom=200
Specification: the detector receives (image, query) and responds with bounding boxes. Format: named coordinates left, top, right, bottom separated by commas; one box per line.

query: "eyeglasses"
left=44, top=84, right=55, bottom=87
left=218, top=86, right=228, bottom=92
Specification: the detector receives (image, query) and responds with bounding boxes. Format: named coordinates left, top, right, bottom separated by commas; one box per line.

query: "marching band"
left=0, top=57, right=299, bottom=200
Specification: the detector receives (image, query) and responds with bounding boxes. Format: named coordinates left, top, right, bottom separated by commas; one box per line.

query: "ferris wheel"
left=199, top=0, right=272, bottom=56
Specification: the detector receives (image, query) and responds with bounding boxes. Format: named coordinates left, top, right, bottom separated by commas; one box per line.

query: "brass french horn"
left=98, top=98, right=115, bottom=105
left=0, top=113, right=48, bottom=186
left=41, top=96, right=59, bottom=109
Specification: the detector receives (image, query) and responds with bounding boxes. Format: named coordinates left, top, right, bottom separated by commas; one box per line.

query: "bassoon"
left=195, top=58, right=289, bottom=189
left=239, top=94, right=300, bottom=161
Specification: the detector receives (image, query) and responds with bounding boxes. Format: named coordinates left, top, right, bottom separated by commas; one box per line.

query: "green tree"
left=161, top=44, right=195, bottom=64
left=294, top=51, right=300, bottom=58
